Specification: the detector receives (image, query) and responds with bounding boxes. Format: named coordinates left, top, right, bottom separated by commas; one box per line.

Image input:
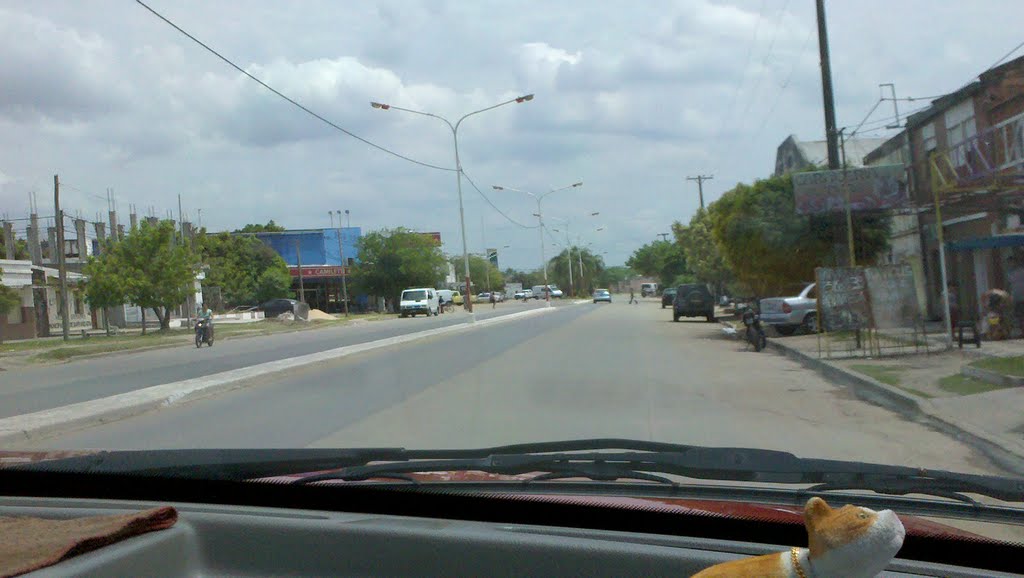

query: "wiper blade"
left=289, top=439, right=1024, bottom=504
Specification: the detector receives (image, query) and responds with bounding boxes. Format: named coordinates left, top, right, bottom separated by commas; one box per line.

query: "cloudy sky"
left=1, top=0, right=1020, bottom=269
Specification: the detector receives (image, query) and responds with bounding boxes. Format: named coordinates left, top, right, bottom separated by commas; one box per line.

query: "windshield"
left=1, top=0, right=1022, bottom=547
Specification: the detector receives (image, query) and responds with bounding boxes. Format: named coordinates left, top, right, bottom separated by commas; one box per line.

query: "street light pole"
left=492, top=181, right=582, bottom=306
left=333, top=210, right=350, bottom=317
left=372, top=94, right=534, bottom=318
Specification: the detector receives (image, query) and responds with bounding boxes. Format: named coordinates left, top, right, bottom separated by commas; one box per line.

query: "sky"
left=1, top=0, right=1021, bottom=269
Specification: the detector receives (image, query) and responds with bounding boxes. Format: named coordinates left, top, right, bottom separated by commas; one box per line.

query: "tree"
left=234, top=220, right=286, bottom=233
left=0, top=236, right=29, bottom=260
left=596, top=265, right=634, bottom=290
left=0, top=267, right=21, bottom=344
left=709, top=172, right=890, bottom=297
left=548, top=247, right=605, bottom=296
left=451, top=255, right=504, bottom=293
left=197, top=232, right=291, bottom=307
left=352, top=228, right=446, bottom=311
left=502, top=268, right=545, bottom=288
left=625, top=240, right=689, bottom=287
left=83, top=240, right=131, bottom=335
left=115, top=220, right=199, bottom=331
left=673, top=208, right=735, bottom=295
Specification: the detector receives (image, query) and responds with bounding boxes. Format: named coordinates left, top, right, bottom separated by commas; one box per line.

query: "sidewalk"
left=754, top=329, right=1024, bottom=474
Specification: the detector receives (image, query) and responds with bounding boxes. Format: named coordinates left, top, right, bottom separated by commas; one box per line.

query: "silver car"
left=758, top=283, right=818, bottom=335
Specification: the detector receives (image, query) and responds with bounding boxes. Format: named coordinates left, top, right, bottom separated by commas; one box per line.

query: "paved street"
left=8, top=297, right=1006, bottom=478
left=0, top=299, right=557, bottom=419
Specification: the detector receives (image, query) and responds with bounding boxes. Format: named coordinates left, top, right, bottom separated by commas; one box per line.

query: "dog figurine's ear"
left=692, top=497, right=905, bottom=577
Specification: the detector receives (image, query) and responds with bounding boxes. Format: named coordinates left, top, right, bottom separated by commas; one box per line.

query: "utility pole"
left=54, top=175, right=70, bottom=341
left=657, top=233, right=670, bottom=242
left=686, top=175, right=713, bottom=209
left=816, top=0, right=841, bottom=170
left=295, top=238, right=305, bottom=303
left=336, top=210, right=350, bottom=317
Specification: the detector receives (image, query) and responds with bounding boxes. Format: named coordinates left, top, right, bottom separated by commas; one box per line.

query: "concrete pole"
left=47, top=227, right=57, bottom=262
left=2, top=222, right=15, bottom=259
left=54, top=175, right=70, bottom=341
left=28, top=212, right=42, bottom=265
left=74, top=218, right=87, bottom=258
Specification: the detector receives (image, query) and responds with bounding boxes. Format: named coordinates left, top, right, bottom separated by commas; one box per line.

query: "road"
left=0, top=299, right=554, bottom=419
left=9, top=297, right=1005, bottom=478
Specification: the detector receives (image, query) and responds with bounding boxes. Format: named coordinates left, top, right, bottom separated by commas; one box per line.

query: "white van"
left=400, top=288, right=439, bottom=317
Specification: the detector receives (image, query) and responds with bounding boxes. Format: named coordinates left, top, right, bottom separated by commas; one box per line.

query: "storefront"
left=947, top=232, right=1024, bottom=329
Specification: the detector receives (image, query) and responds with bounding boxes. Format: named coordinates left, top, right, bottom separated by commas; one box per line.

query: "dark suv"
left=673, top=284, right=715, bottom=322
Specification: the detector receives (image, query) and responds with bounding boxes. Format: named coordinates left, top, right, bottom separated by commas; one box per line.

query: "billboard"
left=487, top=248, right=498, bottom=267
left=289, top=266, right=350, bottom=278
left=417, top=232, right=442, bottom=245
left=793, top=164, right=909, bottom=215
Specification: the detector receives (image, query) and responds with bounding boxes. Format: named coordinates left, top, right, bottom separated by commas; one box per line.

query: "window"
left=945, top=100, right=976, bottom=167
left=922, top=123, right=937, bottom=152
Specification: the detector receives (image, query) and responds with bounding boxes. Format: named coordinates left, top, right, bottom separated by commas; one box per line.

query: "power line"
left=711, top=0, right=766, bottom=152
left=135, top=0, right=454, bottom=173
left=988, top=37, right=1024, bottom=71
left=459, top=169, right=539, bottom=230
left=735, top=0, right=792, bottom=129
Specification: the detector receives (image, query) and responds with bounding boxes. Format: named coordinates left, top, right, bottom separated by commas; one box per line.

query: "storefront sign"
left=794, top=164, right=909, bottom=215
left=289, top=266, right=350, bottom=278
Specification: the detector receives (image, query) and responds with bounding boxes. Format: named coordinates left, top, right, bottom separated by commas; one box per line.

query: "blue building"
left=252, top=228, right=363, bottom=313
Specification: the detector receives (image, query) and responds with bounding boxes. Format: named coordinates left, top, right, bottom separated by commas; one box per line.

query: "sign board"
left=289, top=266, right=350, bottom=278
left=417, top=232, right=442, bottom=245
left=487, top=248, right=498, bottom=267
left=864, top=264, right=920, bottom=329
left=815, top=267, right=871, bottom=331
left=793, top=164, right=909, bottom=215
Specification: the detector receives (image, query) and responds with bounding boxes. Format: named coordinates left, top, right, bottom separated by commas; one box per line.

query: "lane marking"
left=0, top=307, right=557, bottom=445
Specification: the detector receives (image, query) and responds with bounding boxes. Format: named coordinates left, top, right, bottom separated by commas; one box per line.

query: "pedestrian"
left=1008, top=256, right=1024, bottom=337
left=629, top=288, right=636, bottom=304
left=490, top=292, right=496, bottom=309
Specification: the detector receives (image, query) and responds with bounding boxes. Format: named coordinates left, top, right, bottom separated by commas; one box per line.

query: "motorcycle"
left=195, top=319, right=214, bottom=348
left=740, top=306, right=767, bottom=352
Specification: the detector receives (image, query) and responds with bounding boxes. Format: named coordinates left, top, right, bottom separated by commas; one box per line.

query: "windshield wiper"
left=288, top=439, right=1024, bottom=504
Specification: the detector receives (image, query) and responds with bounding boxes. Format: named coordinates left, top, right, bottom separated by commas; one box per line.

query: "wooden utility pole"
left=54, top=175, right=70, bottom=341
left=657, top=233, right=670, bottom=242
left=816, top=0, right=841, bottom=170
left=686, top=175, right=713, bottom=209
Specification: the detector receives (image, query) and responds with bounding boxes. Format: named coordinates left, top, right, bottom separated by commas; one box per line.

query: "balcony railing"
left=930, top=110, right=1024, bottom=194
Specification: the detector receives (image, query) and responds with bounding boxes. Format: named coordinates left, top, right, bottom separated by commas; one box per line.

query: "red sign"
left=418, top=232, right=442, bottom=245
left=289, top=266, right=350, bottom=278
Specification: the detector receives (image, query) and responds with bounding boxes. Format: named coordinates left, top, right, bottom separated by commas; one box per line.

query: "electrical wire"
left=135, top=0, right=454, bottom=173
left=459, top=169, right=540, bottom=230
left=988, top=37, right=1024, bottom=71
left=735, top=0, right=792, bottom=129
left=711, top=0, right=766, bottom=148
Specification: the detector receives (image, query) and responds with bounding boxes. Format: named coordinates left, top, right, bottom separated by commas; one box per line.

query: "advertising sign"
left=289, top=266, right=350, bottom=278
left=487, top=248, right=498, bottom=267
left=793, top=164, right=909, bottom=215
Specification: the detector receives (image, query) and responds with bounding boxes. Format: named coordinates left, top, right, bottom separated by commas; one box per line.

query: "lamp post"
left=492, top=182, right=582, bottom=305
left=551, top=213, right=599, bottom=297
left=372, top=94, right=534, bottom=317
left=333, top=210, right=350, bottom=317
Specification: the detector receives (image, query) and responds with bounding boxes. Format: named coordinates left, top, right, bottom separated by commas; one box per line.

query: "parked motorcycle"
left=740, top=305, right=767, bottom=352
left=195, top=319, right=214, bottom=348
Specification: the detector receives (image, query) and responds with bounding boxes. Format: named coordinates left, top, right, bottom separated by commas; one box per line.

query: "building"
left=900, top=54, right=1024, bottom=321
left=252, top=228, right=362, bottom=313
left=774, top=134, right=886, bottom=177
left=0, top=259, right=93, bottom=339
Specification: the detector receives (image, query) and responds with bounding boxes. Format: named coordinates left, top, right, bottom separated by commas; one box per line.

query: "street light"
left=492, top=181, right=582, bottom=305
left=549, top=213, right=600, bottom=297
left=329, top=210, right=350, bottom=317
left=371, top=94, right=534, bottom=316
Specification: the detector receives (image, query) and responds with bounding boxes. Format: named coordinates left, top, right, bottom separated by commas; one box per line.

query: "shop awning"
left=947, top=233, right=1024, bottom=252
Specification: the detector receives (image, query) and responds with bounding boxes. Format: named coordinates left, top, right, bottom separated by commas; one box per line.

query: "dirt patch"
left=837, top=350, right=985, bottom=399
left=306, top=309, right=336, bottom=321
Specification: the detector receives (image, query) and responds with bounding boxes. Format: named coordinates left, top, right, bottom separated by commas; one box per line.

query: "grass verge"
left=969, top=355, right=1024, bottom=377
left=849, top=364, right=904, bottom=386
left=937, top=373, right=1012, bottom=396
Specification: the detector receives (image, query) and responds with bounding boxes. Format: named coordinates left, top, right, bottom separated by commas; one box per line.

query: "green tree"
left=234, top=220, right=286, bottom=233
left=0, top=236, right=29, bottom=260
left=548, top=247, right=605, bottom=296
left=673, top=208, right=735, bottom=295
left=709, top=172, right=890, bottom=297
left=596, top=265, right=634, bottom=290
left=625, top=240, right=689, bottom=287
left=83, top=240, right=131, bottom=335
left=197, top=233, right=291, bottom=307
left=0, top=267, right=22, bottom=343
left=451, top=255, right=504, bottom=293
left=502, top=268, right=545, bottom=288
left=116, top=220, right=199, bottom=331
left=352, top=228, right=446, bottom=311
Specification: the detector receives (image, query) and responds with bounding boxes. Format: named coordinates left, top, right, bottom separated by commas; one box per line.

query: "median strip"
left=0, top=307, right=557, bottom=445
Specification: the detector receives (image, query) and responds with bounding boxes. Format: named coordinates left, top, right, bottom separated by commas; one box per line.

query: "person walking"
left=490, top=292, right=497, bottom=309
left=629, top=287, right=636, bottom=304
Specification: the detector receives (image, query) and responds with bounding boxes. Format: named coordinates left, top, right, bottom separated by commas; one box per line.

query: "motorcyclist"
left=198, top=306, right=214, bottom=341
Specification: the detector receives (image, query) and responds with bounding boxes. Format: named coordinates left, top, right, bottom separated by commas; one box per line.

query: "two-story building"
left=251, top=228, right=362, bottom=313
left=899, top=54, right=1024, bottom=321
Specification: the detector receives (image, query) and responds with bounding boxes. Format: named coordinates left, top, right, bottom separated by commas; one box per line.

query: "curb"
left=766, top=338, right=1024, bottom=476
left=0, top=307, right=557, bottom=445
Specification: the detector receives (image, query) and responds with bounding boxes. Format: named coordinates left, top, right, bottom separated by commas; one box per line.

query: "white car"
left=399, top=288, right=439, bottom=317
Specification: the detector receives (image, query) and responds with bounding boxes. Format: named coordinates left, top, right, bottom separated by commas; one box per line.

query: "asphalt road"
left=0, top=299, right=558, bottom=419
left=14, top=297, right=1006, bottom=479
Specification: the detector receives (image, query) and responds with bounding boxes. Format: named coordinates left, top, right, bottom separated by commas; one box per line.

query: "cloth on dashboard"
left=0, top=506, right=178, bottom=577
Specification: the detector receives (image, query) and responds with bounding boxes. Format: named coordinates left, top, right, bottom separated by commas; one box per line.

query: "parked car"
left=673, top=283, right=715, bottom=322
left=259, top=298, right=300, bottom=318
left=593, top=288, right=612, bottom=303
left=452, top=291, right=464, bottom=305
left=759, top=283, right=818, bottom=335
left=399, top=288, right=439, bottom=317
left=493, top=292, right=505, bottom=302
left=661, top=287, right=677, bottom=309
left=513, top=289, right=527, bottom=300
